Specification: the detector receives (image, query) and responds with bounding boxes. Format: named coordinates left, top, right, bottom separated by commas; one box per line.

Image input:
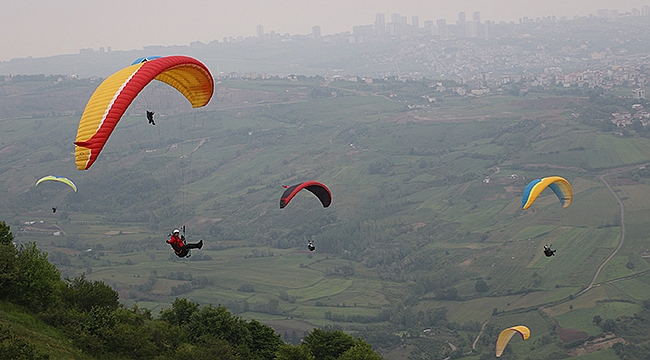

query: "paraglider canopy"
left=35, top=175, right=78, bottom=192
left=522, top=176, right=572, bottom=210
left=280, top=181, right=332, bottom=209
left=131, top=55, right=162, bottom=64
left=74, top=55, right=214, bottom=170
left=496, top=325, right=530, bottom=357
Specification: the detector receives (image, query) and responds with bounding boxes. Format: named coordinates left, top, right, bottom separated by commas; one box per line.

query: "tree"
left=338, top=339, right=382, bottom=360
left=593, top=315, right=602, bottom=325
left=600, top=319, right=617, bottom=333
left=246, top=319, right=283, bottom=359
left=173, top=335, right=236, bottom=360
left=303, top=329, right=356, bottom=360
left=0, top=222, right=17, bottom=298
left=159, top=298, right=200, bottom=327
left=275, top=343, right=315, bottom=360
left=475, top=280, right=489, bottom=293
left=12, top=243, right=62, bottom=312
left=64, top=275, right=119, bottom=312
left=187, top=305, right=251, bottom=351
left=0, top=221, right=13, bottom=246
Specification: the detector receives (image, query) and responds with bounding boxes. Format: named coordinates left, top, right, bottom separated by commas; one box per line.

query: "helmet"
left=173, top=229, right=180, bottom=234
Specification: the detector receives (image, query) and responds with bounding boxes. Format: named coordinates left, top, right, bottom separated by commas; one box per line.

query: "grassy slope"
left=0, top=302, right=92, bottom=360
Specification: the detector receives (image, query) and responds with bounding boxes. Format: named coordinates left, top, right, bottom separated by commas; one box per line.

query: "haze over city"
left=2, top=0, right=649, bottom=62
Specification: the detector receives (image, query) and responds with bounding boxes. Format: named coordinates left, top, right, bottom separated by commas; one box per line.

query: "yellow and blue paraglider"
left=521, top=176, right=572, bottom=210
left=496, top=325, right=530, bottom=357
left=35, top=175, right=77, bottom=192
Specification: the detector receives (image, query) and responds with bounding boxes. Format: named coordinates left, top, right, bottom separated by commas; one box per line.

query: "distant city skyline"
left=1, top=0, right=649, bottom=62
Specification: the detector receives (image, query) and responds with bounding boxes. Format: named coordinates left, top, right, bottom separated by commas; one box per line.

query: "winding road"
left=575, top=164, right=646, bottom=297
left=472, top=321, right=489, bottom=350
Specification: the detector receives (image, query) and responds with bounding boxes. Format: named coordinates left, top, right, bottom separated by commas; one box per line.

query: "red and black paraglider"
left=280, top=181, right=332, bottom=209
left=280, top=181, right=332, bottom=252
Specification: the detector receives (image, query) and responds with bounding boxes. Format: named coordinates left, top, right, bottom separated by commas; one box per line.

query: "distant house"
left=611, top=112, right=633, bottom=127
left=633, top=88, right=646, bottom=99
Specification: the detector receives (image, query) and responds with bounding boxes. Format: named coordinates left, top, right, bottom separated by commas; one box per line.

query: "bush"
left=12, top=243, right=62, bottom=312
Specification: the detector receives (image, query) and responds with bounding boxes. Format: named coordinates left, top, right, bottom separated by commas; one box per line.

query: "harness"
left=171, top=226, right=191, bottom=258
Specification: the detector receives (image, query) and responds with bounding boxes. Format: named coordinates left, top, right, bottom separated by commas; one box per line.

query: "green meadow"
left=3, top=77, right=650, bottom=358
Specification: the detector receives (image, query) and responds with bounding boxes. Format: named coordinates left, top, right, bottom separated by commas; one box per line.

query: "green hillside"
left=2, top=75, right=650, bottom=359
left=0, top=302, right=91, bottom=360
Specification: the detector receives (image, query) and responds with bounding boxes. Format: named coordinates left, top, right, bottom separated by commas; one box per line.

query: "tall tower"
left=483, top=20, right=493, bottom=39
left=375, top=13, right=386, bottom=34
left=457, top=12, right=467, bottom=37
left=412, top=16, right=419, bottom=29
left=256, top=24, right=264, bottom=38
left=312, top=25, right=321, bottom=38
left=437, top=19, right=448, bottom=38
left=473, top=11, right=480, bottom=22
left=458, top=12, right=466, bottom=25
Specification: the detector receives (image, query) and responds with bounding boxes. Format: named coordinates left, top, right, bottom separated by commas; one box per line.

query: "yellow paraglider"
left=35, top=175, right=78, bottom=192
left=521, top=176, right=572, bottom=210
left=495, top=325, right=530, bottom=357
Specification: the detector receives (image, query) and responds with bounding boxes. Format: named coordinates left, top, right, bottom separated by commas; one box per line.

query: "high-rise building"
left=483, top=20, right=493, bottom=39
left=388, top=13, right=408, bottom=35
left=466, top=21, right=478, bottom=38
left=256, top=24, right=264, bottom=38
left=473, top=11, right=480, bottom=22
left=375, top=13, right=386, bottom=34
left=458, top=12, right=466, bottom=25
left=597, top=9, right=610, bottom=19
left=312, top=25, right=321, bottom=38
left=412, top=16, right=419, bottom=29
left=436, top=19, right=448, bottom=38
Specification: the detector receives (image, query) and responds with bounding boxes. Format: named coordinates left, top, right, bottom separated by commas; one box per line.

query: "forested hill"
left=3, top=75, right=650, bottom=359
left=0, top=221, right=381, bottom=359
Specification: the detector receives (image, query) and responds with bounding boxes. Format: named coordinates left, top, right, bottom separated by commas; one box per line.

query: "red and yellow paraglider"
left=74, top=55, right=214, bottom=170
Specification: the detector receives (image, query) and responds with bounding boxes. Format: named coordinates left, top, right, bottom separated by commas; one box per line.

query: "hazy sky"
left=2, top=0, right=648, bottom=61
